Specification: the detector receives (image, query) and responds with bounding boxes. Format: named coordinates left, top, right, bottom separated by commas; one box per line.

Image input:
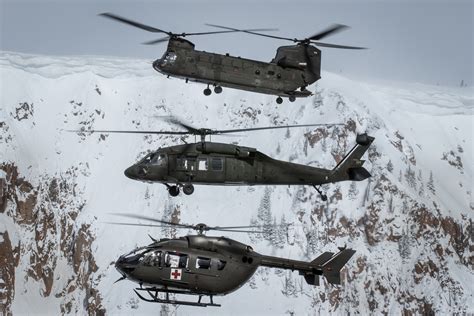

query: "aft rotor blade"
left=205, top=23, right=296, bottom=42
left=109, top=213, right=195, bottom=229
left=99, top=13, right=171, bottom=34
left=66, top=129, right=190, bottom=135
left=214, top=123, right=344, bottom=134
left=308, top=24, right=349, bottom=41
left=312, top=41, right=367, bottom=50
left=185, top=27, right=279, bottom=36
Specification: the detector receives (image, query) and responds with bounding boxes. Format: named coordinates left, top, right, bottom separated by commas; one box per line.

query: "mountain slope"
left=0, top=51, right=472, bottom=315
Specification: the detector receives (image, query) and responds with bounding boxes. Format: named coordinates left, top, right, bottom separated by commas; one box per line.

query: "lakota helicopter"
left=109, top=213, right=356, bottom=307
left=74, top=117, right=374, bottom=200
left=100, top=13, right=366, bottom=104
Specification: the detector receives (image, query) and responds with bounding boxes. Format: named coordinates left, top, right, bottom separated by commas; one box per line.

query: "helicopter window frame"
left=210, top=157, right=223, bottom=171
left=196, top=256, right=212, bottom=270
left=267, top=70, right=275, bottom=76
left=198, top=158, right=208, bottom=171
left=164, top=252, right=189, bottom=269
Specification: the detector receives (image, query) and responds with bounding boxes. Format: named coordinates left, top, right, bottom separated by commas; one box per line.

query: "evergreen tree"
left=387, top=160, right=394, bottom=173
left=427, top=171, right=435, bottom=194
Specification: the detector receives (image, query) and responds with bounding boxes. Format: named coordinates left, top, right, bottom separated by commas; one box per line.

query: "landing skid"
left=134, top=287, right=221, bottom=307
left=313, top=185, right=328, bottom=201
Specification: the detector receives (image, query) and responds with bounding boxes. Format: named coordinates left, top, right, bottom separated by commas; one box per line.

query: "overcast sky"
left=1, top=0, right=472, bottom=86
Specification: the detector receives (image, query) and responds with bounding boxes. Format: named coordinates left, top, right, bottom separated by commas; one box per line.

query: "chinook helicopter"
left=73, top=117, right=374, bottom=200
left=109, top=213, right=356, bottom=307
left=100, top=13, right=366, bottom=104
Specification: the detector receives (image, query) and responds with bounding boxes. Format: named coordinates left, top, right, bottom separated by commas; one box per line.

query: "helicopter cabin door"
left=195, top=156, right=225, bottom=183
left=171, top=155, right=198, bottom=182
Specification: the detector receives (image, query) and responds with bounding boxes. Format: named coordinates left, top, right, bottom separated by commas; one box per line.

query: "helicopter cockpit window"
left=142, top=250, right=162, bottom=267
left=164, top=252, right=189, bottom=268
left=150, top=154, right=166, bottom=166
left=210, top=158, right=223, bottom=171
left=196, top=257, right=211, bottom=270
left=162, top=52, right=177, bottom=65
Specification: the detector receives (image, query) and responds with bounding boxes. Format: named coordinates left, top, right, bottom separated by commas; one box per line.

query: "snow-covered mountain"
left=0, top=51, right=472, bottom=315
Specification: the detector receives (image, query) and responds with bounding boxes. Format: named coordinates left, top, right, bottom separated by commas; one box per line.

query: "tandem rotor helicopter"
left=100, top=13, right=366, bottom=104
left=71, top=117, right=374, bottom=200
left=109, top=213, right=356, bottom=307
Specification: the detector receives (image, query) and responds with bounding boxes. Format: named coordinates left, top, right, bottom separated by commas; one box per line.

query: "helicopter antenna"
left=106, top=213, right=292, bottom=236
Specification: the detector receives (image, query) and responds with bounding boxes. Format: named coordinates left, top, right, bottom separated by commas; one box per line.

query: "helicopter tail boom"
left=330, top=133, right=374, bottom=182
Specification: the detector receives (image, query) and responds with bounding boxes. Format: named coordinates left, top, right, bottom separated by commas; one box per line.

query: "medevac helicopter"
left=110, top=213, right=356, bottom=307
left=73, top=117, right=375, bottom=200
left=100, top=13, right=366, bottom=104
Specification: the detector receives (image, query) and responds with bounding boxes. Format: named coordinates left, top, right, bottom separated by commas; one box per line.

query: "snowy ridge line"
left=0, top=51, right=155, bottom=78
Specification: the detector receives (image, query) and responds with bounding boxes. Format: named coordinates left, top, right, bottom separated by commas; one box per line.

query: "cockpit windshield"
left=161, top=52, right=177, bottom=66
left=139, top=153, right=166, bottom=166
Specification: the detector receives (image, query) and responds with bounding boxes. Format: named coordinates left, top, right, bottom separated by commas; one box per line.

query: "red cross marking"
left=171, top=269, right=181, bottom=280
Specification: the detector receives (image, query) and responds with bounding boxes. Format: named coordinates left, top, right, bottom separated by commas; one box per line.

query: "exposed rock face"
left=0, top=163, right=104, bottom=315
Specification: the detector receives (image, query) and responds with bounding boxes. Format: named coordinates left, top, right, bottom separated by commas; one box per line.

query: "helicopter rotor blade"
left=205, top=23, right=296, bottom=42
left=211, top=228, right=266, bottom=234
left=311, top=41, right=367, bottom=50
left=213, top=123, right=344, bottom=134
left=185, top=27, right=279, bottom=36
left=307, top=24, right=349, bottom=41
left=104, top=222, right=179, bottom=228
left=99, top=13, right=171, bottom=35
left=65, top=129, right=190, bottom=135
left=109, top=213, right=195, bottom=229
left=157, top=116, right=200, bottom=133
left=142, top=36, right=171, bottom=45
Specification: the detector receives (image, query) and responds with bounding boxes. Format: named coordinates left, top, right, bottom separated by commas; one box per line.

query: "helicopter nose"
left=115, top=255, right=136, bottom=275
left=124, top=166, right=138, bottom=179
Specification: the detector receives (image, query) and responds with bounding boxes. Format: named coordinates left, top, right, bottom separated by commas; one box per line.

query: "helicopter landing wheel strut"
left=276, top=96, right=283, bottom=104
left=168, top=185, right=180, bottom=197
left=313, top=185, right=327, bottom=201
left=214, top=86, right=223, bottom=94
left=203, top=86, right=212, bottom=96
left=183, top=184, right=194, bottom=195
left=289, top=95, right=296, bottom=102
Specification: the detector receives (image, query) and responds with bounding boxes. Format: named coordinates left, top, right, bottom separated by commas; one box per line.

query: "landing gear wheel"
left=168, top=185, right=180, bottom=197
left=214, top=86, right=223, bottom=94
left=203, top=87, right=212, bottom=96
left=289, top=96, right=296, bottom=102
left=183, top=184, right=195, bottom=195
left=276, top=97, right=283, bottom=104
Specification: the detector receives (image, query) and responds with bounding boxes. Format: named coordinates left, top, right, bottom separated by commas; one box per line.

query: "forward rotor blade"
left=212, top=224, right=290, bottom=230
left=109, top=213, right=195, bottom=229
left=185, top=28, right=278, bottom=36
left=205, top=24, right=295, bottom=42
left=214, top=123, right=344, bottom=134
left=312, top=41, right=367, bottom=50
left=308, top=24, right=349, bottom=41
left=99, top=13, right=171, bottom=34
left=66, top=129, right=189, bottom=135
left=142, top=36, right=170, bottom=45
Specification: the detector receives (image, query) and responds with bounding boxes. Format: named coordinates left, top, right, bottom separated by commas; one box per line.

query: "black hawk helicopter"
left=100, top=13, right=366, bottom=104
left=109, top=213, right=356, bottom=307
left=73, top=117, right=374, bottom=200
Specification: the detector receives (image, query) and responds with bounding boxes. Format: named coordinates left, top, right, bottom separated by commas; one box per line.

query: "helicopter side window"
left=165, top=252, right=189, bottom=268
left=143, top=251, right=162, bottom=267
left=176, top=157, right=188, bottom=170
left=210, top=158, right=223, bottom=171
left=196, top=257, right=211, bottom=270
left=198, top=158, right=208, bottom=171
